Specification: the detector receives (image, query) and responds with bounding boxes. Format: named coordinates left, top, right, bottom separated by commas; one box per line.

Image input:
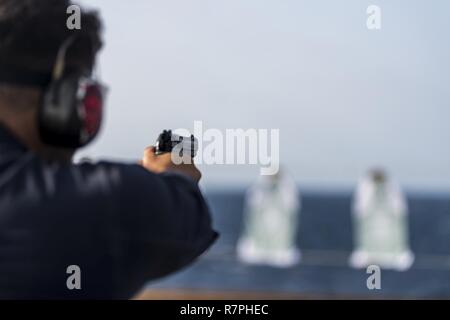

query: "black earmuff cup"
left=39, top=74, right=86, bottom=149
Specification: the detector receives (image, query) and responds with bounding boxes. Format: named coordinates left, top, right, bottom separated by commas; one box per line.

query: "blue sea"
left=147, top=190, right=450, bottom=298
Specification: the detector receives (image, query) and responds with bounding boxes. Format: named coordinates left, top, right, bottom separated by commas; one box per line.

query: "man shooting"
left=0, top=0, right=217, bottom=299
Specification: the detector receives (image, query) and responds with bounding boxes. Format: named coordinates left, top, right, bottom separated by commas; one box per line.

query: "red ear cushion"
left=82, top=84, right=103, bottom=137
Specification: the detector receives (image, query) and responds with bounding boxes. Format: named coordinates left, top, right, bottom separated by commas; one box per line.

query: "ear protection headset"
left=38, top=35, right=106, bottom=148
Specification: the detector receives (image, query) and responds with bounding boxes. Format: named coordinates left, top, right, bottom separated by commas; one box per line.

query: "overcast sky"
left=77, top=0, right=450, bottom=191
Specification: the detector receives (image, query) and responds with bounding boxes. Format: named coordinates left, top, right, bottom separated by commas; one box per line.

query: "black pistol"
left=155, top=130, right=198, bottom=158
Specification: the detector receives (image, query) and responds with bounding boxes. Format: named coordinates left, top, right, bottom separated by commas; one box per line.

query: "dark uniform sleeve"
left=107, top=164, right=218, bottom=298
left=0, top=125, right=217, bottom=299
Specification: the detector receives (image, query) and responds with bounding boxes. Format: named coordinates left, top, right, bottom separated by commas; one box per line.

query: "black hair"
left=0, top=0, right=103, bottom=75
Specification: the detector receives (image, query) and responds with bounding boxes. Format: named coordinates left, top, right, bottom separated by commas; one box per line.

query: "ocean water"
left=148, top=190, right=450, bottom=298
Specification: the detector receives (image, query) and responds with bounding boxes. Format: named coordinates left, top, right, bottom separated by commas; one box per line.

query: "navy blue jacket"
left=0, top=126, right=217, bottom=299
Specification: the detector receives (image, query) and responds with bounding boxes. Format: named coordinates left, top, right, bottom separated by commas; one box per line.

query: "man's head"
left=0, top=0, right=103, bottom=161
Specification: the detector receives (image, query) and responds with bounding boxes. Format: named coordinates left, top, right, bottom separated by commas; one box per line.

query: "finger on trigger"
left=144, top=146, right=156, bottom=160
